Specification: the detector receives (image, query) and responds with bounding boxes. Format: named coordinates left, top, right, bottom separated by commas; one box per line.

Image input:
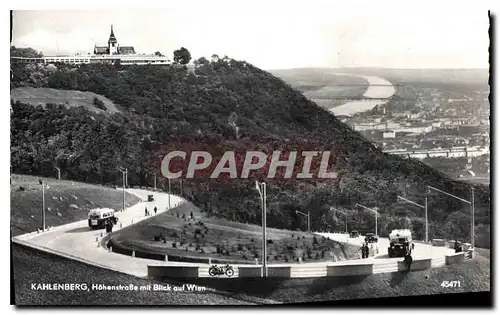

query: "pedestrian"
left=363, top=243, right=369, bottom=258
left=404, top=249, right=413, bottom=273
left=455, top=240, right=462, bottom=253
left=360, top=244, right=365, bottom=259
left=154, top=206, right=157, bottom=215
left=145, top=207, right=148, bottom=217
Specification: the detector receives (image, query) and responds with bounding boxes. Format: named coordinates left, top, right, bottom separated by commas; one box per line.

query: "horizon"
left=11, top=7, right=489, bottom=70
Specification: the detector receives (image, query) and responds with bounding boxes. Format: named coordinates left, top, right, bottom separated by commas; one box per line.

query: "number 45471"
left=441, top=281, right=461, bottom=288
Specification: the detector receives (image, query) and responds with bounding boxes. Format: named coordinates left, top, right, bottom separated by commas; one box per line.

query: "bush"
left=171, top=231, right=179, bottom=238
left=172, top=242, right=177, bottom=248
left=18, top=186, right=25, bottom=191
left=267, top=239, right=274, bottom=244
left=313, top=236, right=319, bottom=245
left=93, top=97, right=106, bottom=110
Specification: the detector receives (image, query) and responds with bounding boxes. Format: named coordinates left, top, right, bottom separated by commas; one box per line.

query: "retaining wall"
left=147, top=265, right=199, bottom=278
left=238, top=266, right=292, bottom=278
left=326, top=263, right=373, bottom=277
left=445, top=252, right=465, bottom=265
left=397, top=258, right=431, bottom=271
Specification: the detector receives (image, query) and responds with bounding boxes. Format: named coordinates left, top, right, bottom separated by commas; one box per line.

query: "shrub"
left=172, top=242, right=177, bottom=248
left=171, top=231, right=179, bottom=238
left=194, top=228, right=202, bottom=235
left=267, top=239, right=274, bottom=244
left=237, top=243, right=243, bottom=251
left=284, top=255, right=289, bottom=262
left=313, top=236, right=319, bottom=245
left=18, top=186, right=25, bottom=191
left=93, top=97, right=106, bottom=110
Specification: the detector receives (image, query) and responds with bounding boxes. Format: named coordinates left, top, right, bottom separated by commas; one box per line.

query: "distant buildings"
left=11, top=25, right=171, bottom=66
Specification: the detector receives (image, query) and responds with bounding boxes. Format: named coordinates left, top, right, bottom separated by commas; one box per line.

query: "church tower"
left=108, top=25, right=118, bottom=55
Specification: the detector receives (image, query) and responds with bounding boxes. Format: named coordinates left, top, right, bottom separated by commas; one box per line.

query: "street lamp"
left=330, top=207, right=347, bottom=233
left=39, top=179, right=49, bottom=231
left=355, top=203, right=379, bottom=237
left=428, top=185, right=475, bottom=250
left=168, top=178, right=171, bottom=210
left=54, top=167, right=61, bottom=180
left=397, top=195, right=428, bottom=243
left=118, top=167, right=127, bottom=212
left=295, top=210, right=311, bottom=232
left=255, top=180, right=267, bottom=278
left=146, top=171, right=157, bottom=190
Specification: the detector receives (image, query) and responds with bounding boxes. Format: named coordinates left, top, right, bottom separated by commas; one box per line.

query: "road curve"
left=13, top=189, right=455, bottom=278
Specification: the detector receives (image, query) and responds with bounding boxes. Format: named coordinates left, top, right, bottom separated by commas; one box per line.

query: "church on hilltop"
left=11, top=25, right=171, bottom=66
left=94, top=25, right=136, bottom=55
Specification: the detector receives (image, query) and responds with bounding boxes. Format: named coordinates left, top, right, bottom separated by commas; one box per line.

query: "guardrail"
left=445, top=252, right=465, bottom=265
left=397, top=258, right=432, bottom=271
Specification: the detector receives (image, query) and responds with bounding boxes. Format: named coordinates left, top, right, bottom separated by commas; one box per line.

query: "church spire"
left=108, top=24, right=117, bottom=44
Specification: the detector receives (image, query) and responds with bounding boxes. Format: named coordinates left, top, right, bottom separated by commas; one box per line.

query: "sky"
left=11, top=4, right=490, bottom=70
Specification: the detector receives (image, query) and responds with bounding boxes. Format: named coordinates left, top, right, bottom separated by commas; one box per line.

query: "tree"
left=154, top=51, right=164, bottom=57
left=173, top=47, right=192, bottom=65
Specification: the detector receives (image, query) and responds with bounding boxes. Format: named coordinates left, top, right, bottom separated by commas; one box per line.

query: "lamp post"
left=146, top=171, right=157, bottom=190
left=428, top=185, right=474, bottom=250
left=330, top=207, right=347, bottom=233
left=355, top=203, right=379, bottom=237
left=295, top=210, right=311, bottom=232
left=118, top=168, right=127, bottom=212
left=397, top=195, right=428, bottom=243
left=255, top=181, right=268, bottom=277
left=54, top=167, right=61, bottom=180
left=39, top=179, right=48, bottom=231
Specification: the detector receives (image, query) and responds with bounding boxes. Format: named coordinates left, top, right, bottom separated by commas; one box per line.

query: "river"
left=329, top=74, right=396, bottom=116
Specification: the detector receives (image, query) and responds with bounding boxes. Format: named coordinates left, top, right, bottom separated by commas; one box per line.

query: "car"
left=349, top=230, right=360, bottom=238
left=365, top=233, right=378, bottom=243
left=147, top=194, right=154, bottom=202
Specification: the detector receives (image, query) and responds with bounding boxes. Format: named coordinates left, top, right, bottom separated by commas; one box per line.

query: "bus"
left=88, top=208, right=118, bottom=229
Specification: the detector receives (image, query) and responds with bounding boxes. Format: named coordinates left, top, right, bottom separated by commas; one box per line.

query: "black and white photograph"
left=8, top=1, right=493, bottom=307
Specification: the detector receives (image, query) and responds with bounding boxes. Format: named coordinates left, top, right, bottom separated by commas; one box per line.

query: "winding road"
left=13, top=189, right=455, bottom=278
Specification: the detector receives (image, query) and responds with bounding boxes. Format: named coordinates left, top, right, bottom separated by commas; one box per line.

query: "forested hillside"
left=10, top=49, right=490, bottom=246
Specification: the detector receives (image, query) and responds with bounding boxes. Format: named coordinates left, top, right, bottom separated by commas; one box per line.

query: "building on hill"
left=11, top=25, right=168, bottom=66
left=93, top=25, right=136, bottom=56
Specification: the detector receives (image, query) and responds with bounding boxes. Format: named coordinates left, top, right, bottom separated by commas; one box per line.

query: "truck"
left=88, top=208, right=118, bottom=229
left=388, top=229, right=414, bottom=258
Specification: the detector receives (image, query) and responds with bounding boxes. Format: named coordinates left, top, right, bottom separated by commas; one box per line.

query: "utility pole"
left=355, top=203, right=378, bottom=236
left=397, top=195, right=427, bottom=242
left=330, top=207, right=348, bottom=233
left=255, top=181, right=268, bottom=277
left=428, top=185, right=474, bottom=251
left=168, top=178, right=171, bottom=210
left=42, top=180, right=46, bottom=231
left=54, top=167, right=61, bottom=180
left=471, top=187, right=475, bottom=250
left=118, top=168, right=127, bottom=212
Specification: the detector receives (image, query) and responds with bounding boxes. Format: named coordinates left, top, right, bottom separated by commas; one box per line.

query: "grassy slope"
left=11, top=243, right=255, bottom=305
left=110, top=202, right=359, bottom=263
left=178, top=249, right=490, bottom=303
left=10, top=87, right=122, bottom=114
left=10, top=174, right=140, bottom=236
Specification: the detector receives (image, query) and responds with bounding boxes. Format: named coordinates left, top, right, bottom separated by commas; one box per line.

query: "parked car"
left=349, top=230, right=360, bottom=238
left=365, top=233, right=378, bottom=243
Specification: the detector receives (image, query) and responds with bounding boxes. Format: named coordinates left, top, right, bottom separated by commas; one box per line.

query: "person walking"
left=363, top=243, right=370, bottom=258
left=145, top=207, right=148, bottom=217
left=404, top=249, right=413, bottom=273
left=154, top=206, right=158, bottom=215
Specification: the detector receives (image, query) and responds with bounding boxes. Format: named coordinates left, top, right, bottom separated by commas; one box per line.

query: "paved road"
left=13, top=189, right=455, bottom=278
left=316, top=232, right=455, bottom=273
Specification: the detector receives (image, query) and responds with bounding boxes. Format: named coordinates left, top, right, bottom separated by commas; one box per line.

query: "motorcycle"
left=208, top=264, right=234, bottom=277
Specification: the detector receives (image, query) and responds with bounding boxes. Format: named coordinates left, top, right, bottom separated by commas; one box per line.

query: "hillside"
left=10, top=87, right=122, bottom=114
left=10, top=174, right=140, bottom=236
left=10, top=52, right=490, bottom=245
left=109, top=201, right=359, bottom=264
